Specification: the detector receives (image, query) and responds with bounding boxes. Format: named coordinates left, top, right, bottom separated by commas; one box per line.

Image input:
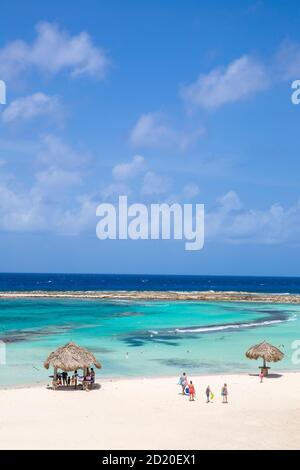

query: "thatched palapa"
left=44, top=341, right=101, bottom=372
left=246, top=341, right=284, bottom=374
left=246, top=341, right=284, bottom=362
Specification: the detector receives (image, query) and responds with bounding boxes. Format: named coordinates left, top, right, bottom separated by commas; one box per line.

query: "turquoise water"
left=0, top=298, right=300, bottom=386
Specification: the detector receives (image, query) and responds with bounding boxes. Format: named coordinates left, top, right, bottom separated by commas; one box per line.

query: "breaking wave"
left=174, top=315, right=297, bottom=334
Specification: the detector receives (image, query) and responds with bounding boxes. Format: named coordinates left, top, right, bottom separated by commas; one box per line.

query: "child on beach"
left=188, top=381, right=195, bottom=401
left=259, top=371, right=264, bottom=383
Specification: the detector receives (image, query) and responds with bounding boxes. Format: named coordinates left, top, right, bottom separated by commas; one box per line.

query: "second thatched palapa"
left=44, top=341, right=101, bottom=372
left=246, top=340, right=284, bottom=375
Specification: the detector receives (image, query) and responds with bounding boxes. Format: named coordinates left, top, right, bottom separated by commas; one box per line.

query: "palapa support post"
left=260, top=358, right=270, bottom=376
left=52, top=367, right=58, bottom=390
left=83, top=366, right=87, bottom=391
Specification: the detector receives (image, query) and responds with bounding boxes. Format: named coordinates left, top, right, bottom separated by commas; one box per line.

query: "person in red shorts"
left=188, top=381, right=195, bottom=401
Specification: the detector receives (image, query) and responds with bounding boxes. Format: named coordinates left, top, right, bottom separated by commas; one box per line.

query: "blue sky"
left=0, top=0, right=300, bottom=275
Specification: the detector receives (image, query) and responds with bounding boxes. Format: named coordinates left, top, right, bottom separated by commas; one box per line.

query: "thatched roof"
left=44, top=341, right=101, bottom=372
left=246, top=341, right=284, bottom=362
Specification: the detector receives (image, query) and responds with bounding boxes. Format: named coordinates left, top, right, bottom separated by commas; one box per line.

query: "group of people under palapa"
left=52, top=367, right=96, bottom=390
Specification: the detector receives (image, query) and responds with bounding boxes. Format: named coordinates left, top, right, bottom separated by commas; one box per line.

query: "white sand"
left=0, top=372, right=300, bottom=450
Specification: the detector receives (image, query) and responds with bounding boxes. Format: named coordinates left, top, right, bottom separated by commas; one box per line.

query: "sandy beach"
left=0, top=372, right=299, bottom=450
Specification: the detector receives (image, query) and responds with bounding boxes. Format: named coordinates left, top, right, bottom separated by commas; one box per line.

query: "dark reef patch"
left=0, top=324, right=75, bottom=343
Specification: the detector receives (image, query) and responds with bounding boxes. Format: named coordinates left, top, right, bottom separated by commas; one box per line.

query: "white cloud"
left=0, top=177, right=50, bottom=232
left=178, top=128, right=206, bottom=152
left=33, top=166, right=82, bottom=202
left=103, top=155, right=173, bottom=200
left=164, top=182, right=200, bottom=205
left=182, top=55, right=269, bottom=110
left=38, top=134, right=88, bottom=168
left=206, top=191, right=300, bottom=245
left=101, top=155, right=145, bottom=201
left=0, top=169, right=89, bottom=233
left=129, top=112, right=205, bottom=151
left=100, top=182, right=132, bottom=201
left=57, top=195, right=98, bottom=235
left=112, top=155, right=145, bottom=181
left=0, top=134, right=95, bottom=234
left=130, top=113, right=173, bottom=149
left=0, top=151, right=299, bottom=246
left=0, top=22, right=109, bottom=81
left=217, top=190, right=242, bottom=212
left=2, top=92, right=63, bottom=124
left=141, top=171, right=171, bottom=196
left=275, top=40, right=300, bottom=80
left=181, top=183, right=200, bottom=200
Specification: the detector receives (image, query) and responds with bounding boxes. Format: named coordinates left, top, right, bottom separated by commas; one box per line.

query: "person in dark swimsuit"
left=62, top=371, right=68, bottom=386
left=74, top=370, right=78, bottom=389
left=90, top=368, right=95, bottom=386
left=206, top=385, right=211, bottom=403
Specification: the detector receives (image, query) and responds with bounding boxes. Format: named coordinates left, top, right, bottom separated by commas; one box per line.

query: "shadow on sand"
left=249, top=373, right=283, bottom=379
left=47, top=383, right=102, bottom=391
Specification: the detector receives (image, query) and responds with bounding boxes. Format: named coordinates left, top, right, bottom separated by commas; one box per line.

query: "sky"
left=0, top=0, right=300, bottom=276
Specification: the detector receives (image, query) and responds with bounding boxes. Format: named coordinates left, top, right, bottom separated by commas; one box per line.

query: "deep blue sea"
left=0, top=273, right=300, bottom=387
left=0, top=273, right=300, bottom=293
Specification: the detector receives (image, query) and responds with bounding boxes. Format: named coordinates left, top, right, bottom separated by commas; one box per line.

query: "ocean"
left=0, top=273, right=299, bottom=387
left=1, top=272, right=300, bottom=293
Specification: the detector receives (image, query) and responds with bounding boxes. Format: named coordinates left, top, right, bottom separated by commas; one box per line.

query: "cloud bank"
left=0, top=22, right=109, bottom=81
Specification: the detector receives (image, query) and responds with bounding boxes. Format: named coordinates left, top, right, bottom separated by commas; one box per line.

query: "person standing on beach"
left=221, top=383, right=228, bottom=403
left=179, top=372, right=188, bottom=395
left=259, top=371, right=264, bottom=383
left=90, top=368, right=95, bottom=386
left=206, top=385, right=211, bottom=403
left=189, top=381, right=195, bottom=401
left=62, top=371, right=68, bottom=386
left=74, top=370, right=78, bottom=390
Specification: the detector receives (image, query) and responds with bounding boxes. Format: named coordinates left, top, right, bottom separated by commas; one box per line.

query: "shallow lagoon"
left=0, top=298, right=299, bottom=386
